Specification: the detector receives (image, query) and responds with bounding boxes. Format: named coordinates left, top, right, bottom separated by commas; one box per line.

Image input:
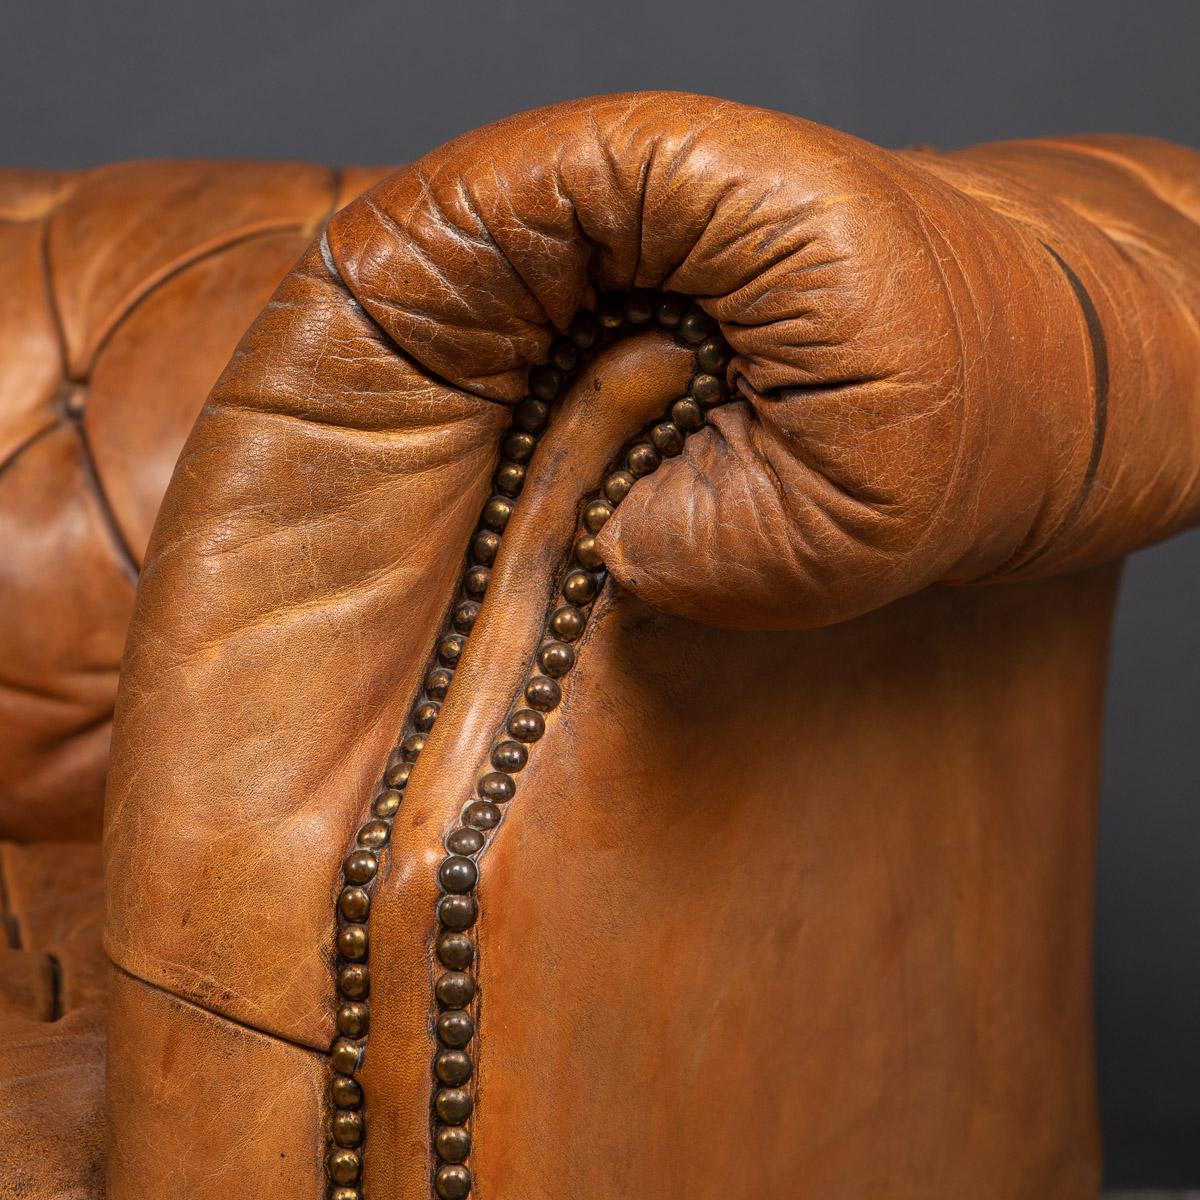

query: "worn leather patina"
left=2, top=92, right=1198, bottom=1199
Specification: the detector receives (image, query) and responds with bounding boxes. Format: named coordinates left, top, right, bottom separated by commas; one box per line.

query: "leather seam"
left=322, top=290, right=731, bottom=1199
left=108, top=957, right=326, bottom=1057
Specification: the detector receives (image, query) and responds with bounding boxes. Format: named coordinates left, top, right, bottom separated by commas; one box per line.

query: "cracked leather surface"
left=53, top=92, right=1200, bottom=1197
left=0, top=160, right=389, bottom=1198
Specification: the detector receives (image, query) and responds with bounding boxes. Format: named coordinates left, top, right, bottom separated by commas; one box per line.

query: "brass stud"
left=671, top=397, right=704, bottom=432
left=583, top=499, right=613, bottom=533
left=538, top=641, right=575, bottom=678
left=343, top=850, right=378, bottom=885
left=330, top=1188, right=360, bottom=1200
left=437, top=1009, right=475, bottom=1048
left=438, top=856, right=479, bottom=894
left=548, top=336, right=578, bottom=373
left=434, top=1049, right=473, bottom=1086
left=679, top=308, right=713, bottom=345
left=330, top=1037, right=362, bottom=1075
left=435, top=1126, right=471, bottom=1164
left=656, top=295, right=688, bottom=328
left=528, top=363, right=564, bottom=402
left=568, top=310, right=600, bottom=350
left=437, top=932, right=475, bottom=970
left=624, top=291, right=653, bottom=324
left=525, top=676, right=561, bottom=712
left=338, top=1002, right=369, bottom=1037
left=424, top=669, right=453, bottom=702
left=482, top=496, right=514, bottom=532
left=494, top=462, right=525, bottom=497
left=596, top=295, right=625, bottom=328
left=563, top=569, right=598, bottom=604
left=333, top=1109, right=364, bottom=1148
left=339, top=887, right=371, bottom=923
left=435, top=1164, right=473, bottom=1200
left=402, top=733, right=426, bottom=762
left=550, top=605, right=585, bottom=642
left=513, top=397, right=549, bottom=434
left=435, top=971, right=476, bottom=1008
left=464, top=566, right=489, bottom=600
left=690, top=372, right=722, bottom=406
left=357, top=819, right=390, bottom=850
left=373, top=789, right=401, bottom=818
left=452, top=602, right=478, bottom=635
left=574, top=533, right=604, bottom=571
left=507, top=708, right=545, bottom=743
left=604, top=470, right=635, bottom=505
left=471, top=530, right=501, bottom=565
left=696, top=337, right=728, bottom=373
left=651, top=422, right=684, bottom=457
left=435, top=1087, right=473, bottom=1124
left=415, top=700, right=442, bottom=731
left=446, top=827, right=484, bottom=856
left=437, top=895, right=478, bottom=931
left=491, top=739, right=528, bottom=772
left=462, top=800, right=501, bottom=830
left=327, top=1148, right=361, bottom=1185
left=438, top=635, right=465, bottom=666
left=479, top=771, right=515, bottom=802
left=338, top=926, right=368, bottom=962
left=331, top=1074, right=363, bottom=1109
left=338, top=964, right=369, bottom=1000
left=627, top=442, right=661, bottom=477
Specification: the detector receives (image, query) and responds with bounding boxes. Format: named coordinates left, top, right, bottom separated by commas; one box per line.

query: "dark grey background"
left=4, top=0, right=1197, bottom=1186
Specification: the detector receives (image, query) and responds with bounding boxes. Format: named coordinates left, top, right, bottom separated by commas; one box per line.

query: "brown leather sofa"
left=2, top=92, right=1198, bottom=1199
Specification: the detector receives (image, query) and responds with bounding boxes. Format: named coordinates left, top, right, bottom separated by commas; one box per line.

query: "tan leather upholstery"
left=3, top=90, right=1198, bottom=1198
left=0, top=160, right=387, bottom=1197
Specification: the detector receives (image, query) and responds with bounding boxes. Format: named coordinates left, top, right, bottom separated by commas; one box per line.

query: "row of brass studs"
left=427, top=294, right=731, bottom=1200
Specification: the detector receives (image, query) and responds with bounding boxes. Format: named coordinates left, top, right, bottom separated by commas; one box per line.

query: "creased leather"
left=0, top=160, right=390, bottom=1199
left=98, top=93, right=1200, bottom=1199
left=327, top=92, right=1200, bottom=627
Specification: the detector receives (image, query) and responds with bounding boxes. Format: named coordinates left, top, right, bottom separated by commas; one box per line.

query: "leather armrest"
left=103, top=93, right=1200, bottom=1199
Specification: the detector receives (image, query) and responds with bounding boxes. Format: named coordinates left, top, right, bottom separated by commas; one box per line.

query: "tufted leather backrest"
left=0, top=160, right=386, bottom=844
left=100, top=94, right=1200, bottom=1199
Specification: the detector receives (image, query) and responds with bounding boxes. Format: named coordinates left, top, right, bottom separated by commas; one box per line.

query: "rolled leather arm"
left=325, top=95, right=1200, bottom=628
left=104, top=92, right=1200, bottom=1198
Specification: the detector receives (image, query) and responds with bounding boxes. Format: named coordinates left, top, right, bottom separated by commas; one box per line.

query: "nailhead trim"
left=326, top=290, right=731, bottom=1199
